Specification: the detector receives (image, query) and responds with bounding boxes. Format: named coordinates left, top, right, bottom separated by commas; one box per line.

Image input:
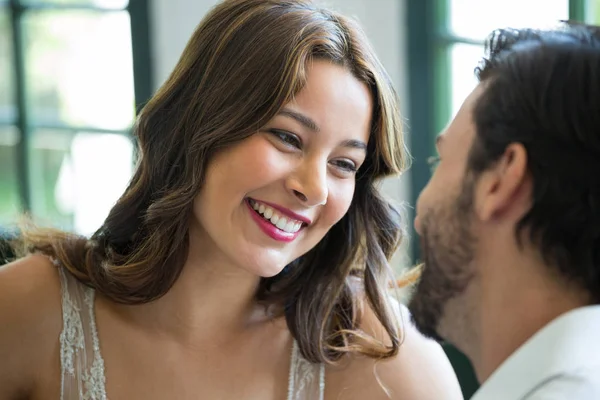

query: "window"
left=0, top=0, right=152, bottom=235
left=444, top=0, right=572, bottom=122
left=407, top=1, right=599, bottom=398
left=592, top=0, right=600, bottom=22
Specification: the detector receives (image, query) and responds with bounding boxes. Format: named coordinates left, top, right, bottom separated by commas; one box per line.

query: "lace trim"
left=287, top=340, right=325, bottom=400
left=295, top=353, right=315, bottom=395
left=287, top=340, right=297, bottom=399
left=58, top=264, right=107, bottom=400
left=58, top=267, right=85, bottom=376
left=82, top=289, right=107, bottom=400
left=319, top=362, right=325, bottom=399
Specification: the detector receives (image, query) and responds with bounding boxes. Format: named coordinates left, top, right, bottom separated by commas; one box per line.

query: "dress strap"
left=56, top=262, right=107, bottom=400
left=287, top=340, right=325, bottom=400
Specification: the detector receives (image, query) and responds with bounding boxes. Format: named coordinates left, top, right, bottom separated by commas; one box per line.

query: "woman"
left=0, top=0, right=462, bottom=399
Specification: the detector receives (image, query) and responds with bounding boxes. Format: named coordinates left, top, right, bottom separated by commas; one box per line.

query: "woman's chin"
left=234, top=248, right=297, bottom=279
left=247, top=264, right=286, bottom=279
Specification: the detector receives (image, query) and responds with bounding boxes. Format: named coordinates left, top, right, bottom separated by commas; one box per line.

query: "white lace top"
left=57, top=266, right=325, bottom=400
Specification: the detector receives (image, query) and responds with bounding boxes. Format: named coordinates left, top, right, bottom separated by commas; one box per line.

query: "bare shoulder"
left=325, top=297, right=463, bottom=400
left=0, top=254, right=64, bottom=399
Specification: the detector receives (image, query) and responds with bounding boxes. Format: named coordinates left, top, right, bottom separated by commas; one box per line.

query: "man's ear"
left=475, top=143, right=529, bottom=222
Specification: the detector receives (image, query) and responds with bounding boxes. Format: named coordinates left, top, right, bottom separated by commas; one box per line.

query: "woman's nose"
left=286, top=161, right=328, bottom=207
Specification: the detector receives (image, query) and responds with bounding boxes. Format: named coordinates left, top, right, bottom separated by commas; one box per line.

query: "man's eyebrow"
left=278, top=108, right=320, bottom=132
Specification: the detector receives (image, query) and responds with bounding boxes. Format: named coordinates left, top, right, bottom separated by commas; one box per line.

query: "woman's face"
left=191, top=60, right=373, bottom=277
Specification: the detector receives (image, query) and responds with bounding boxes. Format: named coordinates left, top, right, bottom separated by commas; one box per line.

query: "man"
left=409, top=23, right=600, bottom=399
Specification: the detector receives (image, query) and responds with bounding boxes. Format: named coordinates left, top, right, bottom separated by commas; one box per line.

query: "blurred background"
left=0, top=0, right=598, bottom=397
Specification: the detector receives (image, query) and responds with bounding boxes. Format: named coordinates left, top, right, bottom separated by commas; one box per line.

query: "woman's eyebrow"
left=278, top=108, right=320, bottom=132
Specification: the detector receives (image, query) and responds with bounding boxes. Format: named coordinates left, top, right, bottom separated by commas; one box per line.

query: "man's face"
left=408, top=85, right=485, bottom=341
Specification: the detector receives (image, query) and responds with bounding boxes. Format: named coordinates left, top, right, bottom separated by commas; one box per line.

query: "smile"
left=246, top=198, right=308, bottom=242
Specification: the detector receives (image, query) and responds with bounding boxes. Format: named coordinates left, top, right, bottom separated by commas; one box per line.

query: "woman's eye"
left=331, top=159, right=358, bottom=173
left=270, top=129, right=301, bottom=149
left=427, top=156, right=441, bottom=173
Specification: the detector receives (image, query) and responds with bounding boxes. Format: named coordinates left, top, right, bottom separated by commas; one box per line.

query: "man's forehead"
left=442, top=84, right=485, bottom=143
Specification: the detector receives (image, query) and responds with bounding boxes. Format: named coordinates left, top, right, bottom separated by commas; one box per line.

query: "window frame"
left=3, top=0, right=153, bottom=213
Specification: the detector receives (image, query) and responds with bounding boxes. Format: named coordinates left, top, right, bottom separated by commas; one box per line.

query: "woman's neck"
left=117, top=238, right=269, bottom=344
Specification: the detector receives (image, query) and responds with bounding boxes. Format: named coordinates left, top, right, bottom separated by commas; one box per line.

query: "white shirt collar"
left=471, top=305, right=600, bottom=400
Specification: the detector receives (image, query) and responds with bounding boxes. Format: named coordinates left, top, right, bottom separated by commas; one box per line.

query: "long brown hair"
left=20, top=0, right=408, bottom=364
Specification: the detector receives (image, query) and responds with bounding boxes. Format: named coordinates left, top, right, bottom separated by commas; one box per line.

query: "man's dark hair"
left=469, top=22, right=600, bottom=301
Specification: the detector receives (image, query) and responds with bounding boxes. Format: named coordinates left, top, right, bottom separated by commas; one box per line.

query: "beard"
left=408, top=176, right=478, bottom=342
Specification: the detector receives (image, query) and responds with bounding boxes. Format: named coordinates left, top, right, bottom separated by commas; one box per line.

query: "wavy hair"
left=19, top=0, right=408, bottom=364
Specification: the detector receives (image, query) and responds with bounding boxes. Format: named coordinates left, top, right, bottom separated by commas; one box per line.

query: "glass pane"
left=0, top=9, right=16, bottom=123
left=449, top=0, right=569, bottom=41
left=590, top=0, right=600, bottom=23
left=22, top=0, right=128, bottom=9
left=0, top=126, right=22, bottom=225
left=449, top=43, right=485, bottom=119
left=29, top=130, right=134, bottom=235
left=24, top=10, right=135, bottom=130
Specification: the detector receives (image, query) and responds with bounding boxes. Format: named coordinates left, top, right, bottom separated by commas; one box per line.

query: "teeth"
left=248, top=199, right=304, bottom=233
left=276, top=218, right=288, bottom=230
left=284, top=220, right=295, bottom=232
